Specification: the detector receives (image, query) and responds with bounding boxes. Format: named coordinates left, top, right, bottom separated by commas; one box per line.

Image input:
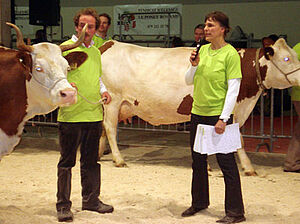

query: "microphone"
left=192, top=42, right=201, bottom=61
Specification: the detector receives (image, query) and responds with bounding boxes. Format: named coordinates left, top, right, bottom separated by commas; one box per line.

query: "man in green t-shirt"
left=92, top=13, right=112, bottom=48
left=56, top=8, right=113, bottom=222
left=284, top=42, right=300, bottom=172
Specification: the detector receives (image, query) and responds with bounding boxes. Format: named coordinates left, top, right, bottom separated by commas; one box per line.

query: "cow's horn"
left=6, top=22, right=33, bottom=52
left=60, top=24, right=87, bottom=52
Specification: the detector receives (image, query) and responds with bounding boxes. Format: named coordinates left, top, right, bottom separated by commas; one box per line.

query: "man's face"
left=194, top=28, right=205, bottom=42
left=98, top=16, right=110, bottom=34
left=75, top=15, right=96, bottom=45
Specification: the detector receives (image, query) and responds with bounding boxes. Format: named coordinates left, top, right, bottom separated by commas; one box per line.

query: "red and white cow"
left=98, top=39, right=300, bottom=175
left=0, top=23, right=86, bottom=160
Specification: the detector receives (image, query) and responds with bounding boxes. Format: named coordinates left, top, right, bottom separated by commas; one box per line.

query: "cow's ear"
left=262, top=37, right=275, bottom=48
left=99, top=40, right=114, bottom=54
left=64, top=51, right=88, bottom=70
left=264, top=47, right=274, bottom=60
left=17, top=51, right=32, bottom=81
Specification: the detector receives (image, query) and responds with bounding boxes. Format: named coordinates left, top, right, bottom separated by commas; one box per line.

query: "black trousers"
left=56, top=121, right=102, bottom=211
left=190, top=114, right=244, bottom=217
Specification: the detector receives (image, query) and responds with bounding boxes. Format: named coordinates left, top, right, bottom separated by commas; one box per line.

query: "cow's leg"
left=237, top=136, right=257, bottom=176
left=98, top=127, right=107, bottom=158
left=102, top=100, right=126, bottom=167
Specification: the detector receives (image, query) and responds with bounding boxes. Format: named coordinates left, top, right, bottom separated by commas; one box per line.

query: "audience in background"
left=93, top=13, right=112, bottom=48
left=191, top=24, right=209, bottom=47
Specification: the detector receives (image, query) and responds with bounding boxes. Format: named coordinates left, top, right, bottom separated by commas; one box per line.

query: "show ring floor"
left=0, top=127, right=299, bottom=224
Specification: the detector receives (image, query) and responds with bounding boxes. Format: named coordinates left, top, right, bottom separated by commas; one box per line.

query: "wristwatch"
left=220, top=118, right=228, bottom=123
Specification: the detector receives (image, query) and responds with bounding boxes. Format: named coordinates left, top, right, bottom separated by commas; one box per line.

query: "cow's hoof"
left=116, top=163, right=128, bottom=167
left=244, top=171, right=257, bottom=176
left=115, top=161, right=127, bottom=167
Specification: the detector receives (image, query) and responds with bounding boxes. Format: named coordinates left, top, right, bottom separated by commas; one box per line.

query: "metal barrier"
left=27, top=88, right=295, bottom=152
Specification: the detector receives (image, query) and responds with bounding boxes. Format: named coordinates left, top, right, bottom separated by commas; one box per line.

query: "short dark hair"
left=268, top=34, right=279, bottom=42
left=194, top=24, right=205, bottom=32
left=73, top=8, right=100, bottom=30
left=205, top=11, right=230, bottom=37
left=99, top=13, right=111, bottom=25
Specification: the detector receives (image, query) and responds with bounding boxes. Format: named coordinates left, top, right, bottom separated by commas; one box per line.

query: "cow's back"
left=101, top=41, right=194, bottom=125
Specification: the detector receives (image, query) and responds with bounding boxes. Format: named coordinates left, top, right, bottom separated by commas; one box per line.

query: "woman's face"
left=204, top=18, right=225, bottom=42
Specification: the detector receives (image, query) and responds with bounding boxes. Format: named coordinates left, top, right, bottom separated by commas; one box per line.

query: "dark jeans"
left=56, top=121, right=102, bottom=211
left=190, top=114, right=244, bottom=217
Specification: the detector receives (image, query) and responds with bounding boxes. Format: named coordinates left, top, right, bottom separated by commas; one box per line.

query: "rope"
left=77, top=91, right=107, bottom=105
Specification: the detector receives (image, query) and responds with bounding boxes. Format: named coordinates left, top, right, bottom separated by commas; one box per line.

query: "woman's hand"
left=215, top=120, right=226, bottom=134
left=190, top=49, right=200, bottom=66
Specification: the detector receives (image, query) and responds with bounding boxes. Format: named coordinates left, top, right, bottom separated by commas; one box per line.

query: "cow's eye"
left=35, top=66, right=43, bottom=72
left=284, top=57, right=290, bottom=62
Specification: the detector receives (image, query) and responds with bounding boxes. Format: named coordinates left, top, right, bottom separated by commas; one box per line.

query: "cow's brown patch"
left=237, top=48, right=267, bottom=102
left=177, top=94, right=193, bottom=115
left=64, top=51, right=88, bottom=70
left=0, top=48, right=29, bottom=136
left=134, top=99, right=139, bottom=106
left=99, top=41, right=114, bottom=54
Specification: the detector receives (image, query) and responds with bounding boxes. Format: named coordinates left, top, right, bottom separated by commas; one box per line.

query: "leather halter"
left=255, top=48, right=267, bottom=90
left=269, top=58, right=300, bottom=85
left=255, top=48, right=300, bottom=89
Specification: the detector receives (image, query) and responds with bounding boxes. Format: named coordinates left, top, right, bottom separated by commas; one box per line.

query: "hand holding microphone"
left=190, top=42, right=200, bottom=66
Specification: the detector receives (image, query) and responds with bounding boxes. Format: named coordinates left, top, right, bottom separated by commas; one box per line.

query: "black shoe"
left=216, top=215, right=246, bottom=223
left=181, top=206, right=207, bottom=217
left=83, top=201, right=114, bottom=214
left=284, top=169, right=300, bottom=173
left=103, top=148, right=111, bottom=155
left=57, top=208, right=73, bottom=222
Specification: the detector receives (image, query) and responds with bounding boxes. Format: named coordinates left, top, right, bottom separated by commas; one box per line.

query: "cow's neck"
left=234, top=89, right=263, bottom=127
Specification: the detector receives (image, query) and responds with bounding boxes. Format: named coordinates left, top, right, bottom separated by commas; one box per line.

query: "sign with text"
left=114, top=4, right=182, bottom=36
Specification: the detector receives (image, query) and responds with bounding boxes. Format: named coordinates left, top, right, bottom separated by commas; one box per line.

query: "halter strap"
left=255, top=48, right=267, bottom=91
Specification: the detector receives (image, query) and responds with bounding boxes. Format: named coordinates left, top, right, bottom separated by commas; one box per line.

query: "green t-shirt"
left=291, top=43, right=300, bottom=101
left=192, top=43, right=242, bottom=116
left=58, top=39, right=103, bottom=122
left=92, top=34, right=111, bottom=48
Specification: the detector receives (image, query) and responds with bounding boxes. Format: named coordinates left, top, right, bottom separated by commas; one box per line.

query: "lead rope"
left=30, top=71, right=106, bottom=105
left=77, top=91, right=107, bottom=105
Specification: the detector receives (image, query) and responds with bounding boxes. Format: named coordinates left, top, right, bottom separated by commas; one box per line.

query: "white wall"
left=10, top=1, right=300, bottom=47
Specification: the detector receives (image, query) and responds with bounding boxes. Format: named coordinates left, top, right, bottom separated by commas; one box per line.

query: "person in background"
left=284, top=42, right=300, bottom=172
left=56, top=8, right=113, bottom=222
left=191, top=23, right=209, bottom=47
left=32, top=29, right=48, bottom=44
left=93, top=13, right=112, bottom=48
left=181, top=11, right=245, bottom=223
left=171, top=36, right=184, bottom=47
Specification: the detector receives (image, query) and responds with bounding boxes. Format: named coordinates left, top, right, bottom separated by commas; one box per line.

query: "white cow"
left=98, top=39, right=300, bottom=175
left=0, top=23, right=87, bottom=160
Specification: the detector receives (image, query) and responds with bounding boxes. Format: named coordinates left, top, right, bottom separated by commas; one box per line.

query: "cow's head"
left=261, top=38, right=300, bottom=89
left=6, top=23, right=87, bottom=109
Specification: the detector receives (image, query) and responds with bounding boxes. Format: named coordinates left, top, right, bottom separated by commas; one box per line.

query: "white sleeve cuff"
left=99, top=77, right=107, bottom=94
left=185, top=65, right=198, bottom=85
left=219, top=78, right=241, bottom=121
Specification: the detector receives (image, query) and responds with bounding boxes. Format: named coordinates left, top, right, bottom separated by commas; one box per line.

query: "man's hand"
left=215, top=120, right=226, bottom=134
left=101, top=91, right=111, bottom=104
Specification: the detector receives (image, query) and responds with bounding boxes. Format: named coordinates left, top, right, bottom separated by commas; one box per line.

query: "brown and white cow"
left=98, top=39, right=300, bottom=175
left=0, top=23, right=87, bottom=160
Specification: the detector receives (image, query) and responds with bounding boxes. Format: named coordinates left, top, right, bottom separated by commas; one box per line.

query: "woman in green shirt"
left=181, top=11, right=245, bottom=223
left=284, top=42, right=300, bottom=172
